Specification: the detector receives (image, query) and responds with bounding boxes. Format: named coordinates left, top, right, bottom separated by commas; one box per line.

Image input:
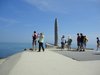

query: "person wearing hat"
left=61, top=35, right=66, bottom=50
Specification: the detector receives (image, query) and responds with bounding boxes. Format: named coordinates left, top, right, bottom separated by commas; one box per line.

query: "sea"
left=0, top=42, right=32, bottom=58
left=0, top=42, right=97, bottom=58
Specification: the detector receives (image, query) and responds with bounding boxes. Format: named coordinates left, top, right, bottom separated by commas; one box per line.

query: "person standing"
left=77, top=33, right=81, bottom=51
left=67, top=36, right=72, bottom=50
left=38, top=33, right=45, bottom=52
left=83, top=36, right=88, bottom=50
left=80, top=33, right=85, bottom=51
left=96, top=37, right=100, bottom=50
left=32, top=31, right=38, bottom=50
left=61, top=35, right=66, bottom=50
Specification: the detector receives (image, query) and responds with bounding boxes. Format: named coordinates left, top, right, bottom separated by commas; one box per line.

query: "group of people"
left=60, top=33, right=100, bottom=51
left=60, top=33, right=88, bottom=51
left=61, top=35, right=72, bottom=50
left=32, top=31, right=100, bottom=52
left=77, top=33, right=88, bottom=51
left=32, top=31, right=45, bottom=52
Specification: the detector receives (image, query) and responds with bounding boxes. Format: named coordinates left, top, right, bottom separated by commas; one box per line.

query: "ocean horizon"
left=0, top=42, right=32, bottom=58
left=0, top=42, right=97, bottom=58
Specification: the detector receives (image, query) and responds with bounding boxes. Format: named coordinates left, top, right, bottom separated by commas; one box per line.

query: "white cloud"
left=23, top=0, right=69, bottom=14
left=23, top=0, right=98, bottom=14
left=0, top=17, right=36, bottom=28
left=0, top=17, right=19, bottom=24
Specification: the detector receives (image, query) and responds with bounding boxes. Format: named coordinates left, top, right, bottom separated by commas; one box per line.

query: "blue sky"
left=0, top=0, right=100, bottom=46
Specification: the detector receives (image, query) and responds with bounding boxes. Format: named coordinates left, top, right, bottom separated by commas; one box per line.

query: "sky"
left=0, top=0, right=100, bottom=46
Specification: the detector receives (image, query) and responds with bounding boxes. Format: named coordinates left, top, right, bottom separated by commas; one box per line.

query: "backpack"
left=69, top=39, right=72, bottom=43
left=65, top=40, right=67, bottom=43
left=99, top=40, right=100, bottom=45
left=33, top=34, right=37, bottom=40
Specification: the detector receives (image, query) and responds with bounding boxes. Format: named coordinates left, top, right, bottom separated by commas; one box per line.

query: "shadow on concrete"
left=50, top=49, right=78, bottom=52
left=52, top=50, right=100, bottom=61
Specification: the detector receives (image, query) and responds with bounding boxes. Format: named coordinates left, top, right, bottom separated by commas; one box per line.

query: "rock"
left=24, top=48, right=27, bottom=51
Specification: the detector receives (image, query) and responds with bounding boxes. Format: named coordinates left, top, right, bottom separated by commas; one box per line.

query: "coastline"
left=0, top=46, right=99, bottom=64
left=0, top=49, right=100, bottom=75
left=0, top=58, right=6, bottom=64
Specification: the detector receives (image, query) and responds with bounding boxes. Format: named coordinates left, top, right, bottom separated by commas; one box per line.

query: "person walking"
left=96, top=37, right=100, bottom=51
left=32, top=31, right=38, bottom=50
left=38, top=33, right=45, bottom=52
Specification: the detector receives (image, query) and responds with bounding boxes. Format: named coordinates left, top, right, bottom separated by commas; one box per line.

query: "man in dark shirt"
left=97, top=37, right=100, bottom=50
left=77, top=33, right=80, bottom=51
left=80, top=33, right=85, bottom=51
left=32, top=31, right=38, bottom=50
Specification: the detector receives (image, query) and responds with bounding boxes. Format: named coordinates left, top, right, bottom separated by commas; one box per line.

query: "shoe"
left=76, top=49, right=79, bottom=51
left=83, top=49, right=85, bottom=51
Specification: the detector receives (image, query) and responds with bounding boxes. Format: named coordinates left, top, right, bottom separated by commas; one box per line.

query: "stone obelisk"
left=54, top=18, right=58, bottom=46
